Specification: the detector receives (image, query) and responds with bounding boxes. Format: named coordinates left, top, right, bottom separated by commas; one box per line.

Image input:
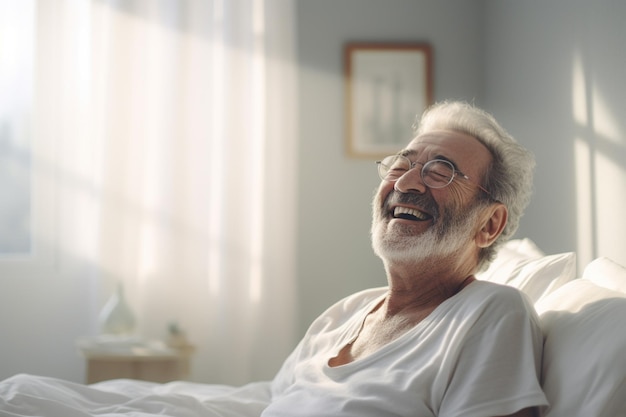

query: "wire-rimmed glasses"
left=376, top=154, right=492, bottom=197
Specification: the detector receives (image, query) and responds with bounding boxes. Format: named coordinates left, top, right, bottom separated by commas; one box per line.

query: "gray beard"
left=371, top=193, right=484, bottom=265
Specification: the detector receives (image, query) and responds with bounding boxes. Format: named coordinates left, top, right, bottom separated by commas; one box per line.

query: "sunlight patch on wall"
left=572, top=50, right=594, bottom=271
left=571, top=51, right=587, bottom=126
left=571, top=48, right=626, bottom=270
left=591, top=93, right=622, bottom=146
left=589, top=75, right=626, bottom=267
left=574, top=137, right=593, bottom=271
left=574, top=138, right=595, bottom=266
left=594, top=147, right=626, bottom=263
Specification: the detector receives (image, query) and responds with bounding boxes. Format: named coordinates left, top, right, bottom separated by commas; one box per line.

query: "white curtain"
left=32, top=0, right=298, bottom=384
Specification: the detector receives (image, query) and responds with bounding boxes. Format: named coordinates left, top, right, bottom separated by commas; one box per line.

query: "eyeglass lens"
left=377, top=155, right=455, bottom=188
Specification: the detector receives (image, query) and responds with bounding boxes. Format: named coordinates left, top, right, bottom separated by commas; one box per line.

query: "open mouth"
left=392, top=206, right=433, bottom=221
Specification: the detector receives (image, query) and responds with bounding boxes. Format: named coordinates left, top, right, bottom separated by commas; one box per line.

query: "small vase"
left=98, top=282, right=136, bottom=335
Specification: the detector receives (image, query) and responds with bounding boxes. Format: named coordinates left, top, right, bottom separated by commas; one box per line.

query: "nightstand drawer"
left=85, top=354, right=187, bottom=384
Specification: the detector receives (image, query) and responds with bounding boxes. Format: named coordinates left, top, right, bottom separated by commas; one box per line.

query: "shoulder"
left=450, top=281, right=540, bottom=330
left=306, top=287, right=387, bottom=334
left=465, top=280, right=535, bottom=311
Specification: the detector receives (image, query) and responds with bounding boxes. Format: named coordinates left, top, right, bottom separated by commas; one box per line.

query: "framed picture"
left=345, top=43, right=433, bottom=158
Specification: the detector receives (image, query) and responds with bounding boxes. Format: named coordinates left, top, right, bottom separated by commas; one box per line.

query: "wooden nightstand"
left=77, top=337, right=194, bottom=384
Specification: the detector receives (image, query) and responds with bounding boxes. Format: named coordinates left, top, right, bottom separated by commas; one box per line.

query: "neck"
left=382, top=256, right=476, bottom=316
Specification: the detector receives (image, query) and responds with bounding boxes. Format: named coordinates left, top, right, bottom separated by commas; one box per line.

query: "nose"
left=392, top=165, right=427, bottom=194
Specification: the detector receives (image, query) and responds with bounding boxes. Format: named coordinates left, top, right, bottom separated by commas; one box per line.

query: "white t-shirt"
left=262, top=281, right=548, bottom=417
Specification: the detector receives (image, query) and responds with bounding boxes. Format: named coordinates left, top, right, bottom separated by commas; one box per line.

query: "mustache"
left=384, top=190, right=440, bottom=219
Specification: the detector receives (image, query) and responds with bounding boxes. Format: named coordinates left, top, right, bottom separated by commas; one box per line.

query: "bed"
left=0, top=375, right=272, bottom=417
left=1, top=239, right=625, bottom=417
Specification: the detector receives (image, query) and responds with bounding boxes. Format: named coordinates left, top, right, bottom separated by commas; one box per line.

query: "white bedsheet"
left=0, top=374, right=272, bottom=417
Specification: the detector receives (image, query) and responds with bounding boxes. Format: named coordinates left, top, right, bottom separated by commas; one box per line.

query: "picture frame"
left=344, top=43, right=433, bottom=158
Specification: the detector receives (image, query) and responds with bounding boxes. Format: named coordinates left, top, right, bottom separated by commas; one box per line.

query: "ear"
left=475, top=203, right=508, bottom=248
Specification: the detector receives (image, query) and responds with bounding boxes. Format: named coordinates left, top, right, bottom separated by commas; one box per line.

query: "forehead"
left=404, top=129, right=492, bottom=166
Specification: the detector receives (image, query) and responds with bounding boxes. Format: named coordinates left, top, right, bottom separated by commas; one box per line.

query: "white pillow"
left=500, top=237, right=545, bottom=258
left=476, top=239, right=576, bottom=303
left=535, top=278, right=626, bottom=417
left=583, top=256, right=626, bottom=293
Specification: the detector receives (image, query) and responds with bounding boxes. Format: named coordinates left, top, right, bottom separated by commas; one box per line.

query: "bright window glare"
left=0, top=1, right=35, bottom=255
left=248, top=0, right=266, bottom=303
left=208, top=0, right=225, bottom=297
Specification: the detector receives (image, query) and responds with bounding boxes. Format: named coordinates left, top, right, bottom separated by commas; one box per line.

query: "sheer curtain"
left=36, top=0, right=297, bottom=384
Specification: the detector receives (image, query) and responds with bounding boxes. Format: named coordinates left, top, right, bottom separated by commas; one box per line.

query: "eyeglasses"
left=376, top=154, right=492, bottom=196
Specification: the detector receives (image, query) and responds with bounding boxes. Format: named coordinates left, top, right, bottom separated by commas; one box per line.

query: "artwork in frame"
left=345, top=43, right=433, bottom=158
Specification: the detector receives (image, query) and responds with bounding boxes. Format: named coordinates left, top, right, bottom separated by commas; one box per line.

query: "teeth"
left=393, top=206, right=429, bottom=220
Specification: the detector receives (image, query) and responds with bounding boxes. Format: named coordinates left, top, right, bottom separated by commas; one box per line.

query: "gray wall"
left=295, top=0, right=626, bottom=338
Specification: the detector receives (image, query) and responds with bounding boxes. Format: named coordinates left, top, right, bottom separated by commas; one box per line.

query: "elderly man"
left=262, top=101, right=547, bottom=416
